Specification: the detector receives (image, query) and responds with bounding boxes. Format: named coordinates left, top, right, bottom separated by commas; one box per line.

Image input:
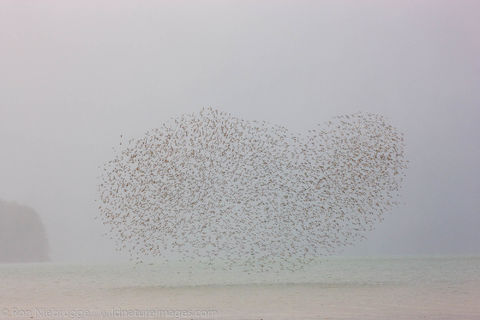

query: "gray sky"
left=1, top=0, right=479, bottom=262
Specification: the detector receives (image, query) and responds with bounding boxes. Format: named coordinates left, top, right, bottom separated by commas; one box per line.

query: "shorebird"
left=97, top=107, right=407, bottom=271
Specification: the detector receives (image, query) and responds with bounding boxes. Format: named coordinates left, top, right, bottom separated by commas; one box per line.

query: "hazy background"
left=1, top=0, right=479, bottom=262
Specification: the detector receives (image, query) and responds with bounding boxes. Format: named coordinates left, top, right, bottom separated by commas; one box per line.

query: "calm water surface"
left=1, top=256, right=479, bottom=320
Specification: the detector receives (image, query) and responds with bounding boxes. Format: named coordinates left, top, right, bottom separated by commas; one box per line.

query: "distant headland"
left=0, top=199, right=49, bottom=263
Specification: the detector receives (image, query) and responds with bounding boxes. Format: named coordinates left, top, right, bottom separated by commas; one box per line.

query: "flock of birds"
left=98, top=108, right=407, bottom=272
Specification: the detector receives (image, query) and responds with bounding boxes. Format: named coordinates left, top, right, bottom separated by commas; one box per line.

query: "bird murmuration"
left=98, top=108, right=407, bottom=271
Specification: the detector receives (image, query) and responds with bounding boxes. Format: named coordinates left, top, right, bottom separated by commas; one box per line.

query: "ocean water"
left=1, top=255, right=479, bottom=320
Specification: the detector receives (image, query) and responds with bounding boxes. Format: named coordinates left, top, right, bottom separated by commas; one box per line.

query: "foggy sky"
left=1, top=0, right=479, bottom=262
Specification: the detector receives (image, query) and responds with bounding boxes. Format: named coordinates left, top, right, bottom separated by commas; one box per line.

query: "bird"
left=97, top=107, right=407, bottom=272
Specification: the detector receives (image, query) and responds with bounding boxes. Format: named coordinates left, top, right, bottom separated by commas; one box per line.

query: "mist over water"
left=1, top=2, right=479, bottom=319
left=1, top=1, right=479, bottom=263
